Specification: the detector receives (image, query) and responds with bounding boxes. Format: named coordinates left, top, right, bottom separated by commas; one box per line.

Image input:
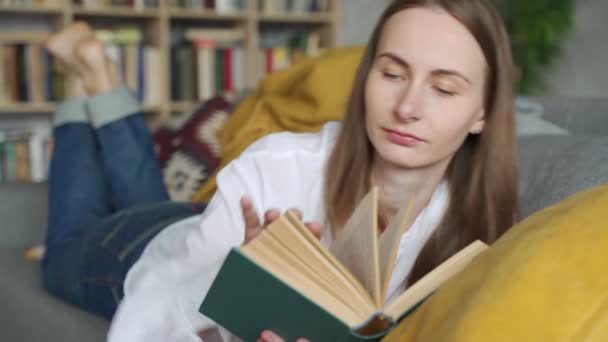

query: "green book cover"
left=200, top=248, right=394, bottom=342
left=215, top=48, right=224, bottom=95
left=177, top=46, right=195, bottom=101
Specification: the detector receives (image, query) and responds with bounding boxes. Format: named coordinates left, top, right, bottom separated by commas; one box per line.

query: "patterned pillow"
left=153, top=96, right=232, bottom=201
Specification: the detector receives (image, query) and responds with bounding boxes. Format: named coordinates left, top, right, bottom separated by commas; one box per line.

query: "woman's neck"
left=371, top=156, right=449, bottom=225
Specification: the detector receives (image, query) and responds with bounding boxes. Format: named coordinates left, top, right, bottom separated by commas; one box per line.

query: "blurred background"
left=0, top=0, right=605, bottom=240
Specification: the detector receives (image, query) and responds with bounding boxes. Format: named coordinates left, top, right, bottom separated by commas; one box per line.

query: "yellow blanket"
left=192, top=47, right=364, bottom=202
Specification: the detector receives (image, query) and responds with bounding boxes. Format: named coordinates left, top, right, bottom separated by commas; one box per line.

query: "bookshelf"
left=0, top=0, right=340, bottom=124
left=0, top=0, right=339, bottom=185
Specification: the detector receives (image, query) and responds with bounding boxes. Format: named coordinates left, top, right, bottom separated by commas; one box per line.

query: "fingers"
left=264, top=209, right=281, bottom=226
left=259, top=330, right=285, bottom=342
left=305, top=222, right=323, bottom=240
left=241, top=195, right=261, bottom=229
left=289, top=208, right=303, bottom=220
left=242, top=197, right=323, bottom=244
left=242, top=195, right=263, bottom=244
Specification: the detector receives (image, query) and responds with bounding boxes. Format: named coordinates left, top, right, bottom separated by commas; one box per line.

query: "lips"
left=382, top=128, right=425, bottom=147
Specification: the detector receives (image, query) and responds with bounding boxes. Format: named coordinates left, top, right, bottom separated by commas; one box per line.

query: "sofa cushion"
left=521, top=96, right=608, bottom=136
left=153, top=96, right=233, bottom=202
left=384, top=183, right=608, bottom=342
left=515, top=97, right=569, bottom=136
left=518, top=134, right=608, bottom=218
left=0, top=247, right=108, bottom=341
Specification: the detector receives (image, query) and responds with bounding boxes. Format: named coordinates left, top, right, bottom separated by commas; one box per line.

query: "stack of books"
left=0, top=31, right=65, bottom=104
left=258, top=0, right=330, bottom=13
left=73, top=0, right=158, bottom=10
left=259, top=30, right=320, bottom=79
left=172, top=28, right=246, bottom=101
left=0, top=0, right=62, bottom=6
left=170, top=0, right=246, bottom=13
left=95, top=27, right=162, bottom=106
left=0, top=128, right=52, bottom=184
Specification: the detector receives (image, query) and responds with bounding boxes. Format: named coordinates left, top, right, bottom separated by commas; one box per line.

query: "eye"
left=382, top=71, right=404, bottom=81
left=433, top=86, right=457, bottom=97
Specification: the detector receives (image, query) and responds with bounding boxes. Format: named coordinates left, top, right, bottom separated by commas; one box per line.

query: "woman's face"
left=365, top=7, right=488, bottom=170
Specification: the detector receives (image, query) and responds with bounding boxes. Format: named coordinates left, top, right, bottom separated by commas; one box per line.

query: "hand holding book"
left=240, top=195, right=323, bottom=244
left=202, top=189, right=488, bottom=341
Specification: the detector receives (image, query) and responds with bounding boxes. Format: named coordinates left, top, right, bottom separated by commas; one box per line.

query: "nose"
left=393, top=83, right=422, bottom=122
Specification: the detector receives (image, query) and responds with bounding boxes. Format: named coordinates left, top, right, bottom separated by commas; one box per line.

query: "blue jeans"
left=42, top=110, right=206, bottom=320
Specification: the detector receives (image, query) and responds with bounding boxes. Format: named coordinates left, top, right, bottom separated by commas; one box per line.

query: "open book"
left=200, top=188, right=487, bottom=341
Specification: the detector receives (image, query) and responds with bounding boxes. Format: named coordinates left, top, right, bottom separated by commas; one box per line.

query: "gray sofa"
left=1, top=96, right=607, bottom=341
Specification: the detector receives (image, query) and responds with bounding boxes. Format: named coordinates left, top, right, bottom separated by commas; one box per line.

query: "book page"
left=284, top=212, right=375, bottom=308
left=328, top=188, right=382, bottom=309
left=263, top=216, right=374, bottom=315
left=385, top=240, right=488, bottom=318
left=242, top=228, right=363, bottom=327
left=377, top=197, right=415, bottom=303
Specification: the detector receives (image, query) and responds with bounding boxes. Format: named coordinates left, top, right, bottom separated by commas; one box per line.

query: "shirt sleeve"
left=107, top=156, right=257, bottom=342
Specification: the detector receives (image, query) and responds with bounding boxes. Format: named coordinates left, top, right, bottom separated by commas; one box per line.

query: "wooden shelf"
left=170, top=101, right=200, bottom=112
left=0, top=5, right=63, bottom=14
left=0, top=0, right=339, bottom=125
left=72, top=5, right=159, bottom=18
left=142, top=104, right=162, bottom=112
left=258, top=12, right=332, bottom=23
left=169, top=8, right=247, bottom=21
left=0, top=103, right=57, bottom=114
left=0, top=103, right=160, bottom=114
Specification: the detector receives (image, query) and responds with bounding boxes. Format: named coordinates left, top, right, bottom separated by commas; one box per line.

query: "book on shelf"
left=93, top=27, right=161, bottom=106
left=0, top=0, right=62, bottom=7
left=74, top=0, right=158, bottom=9
left=258, top=0, right=330, bottom=14
left=0, top=42, right=64, bottom=104
left=171, top=0, right=246, bottom=13
left=200, top=188, right=488, bottom=341
left=172, top=27, right=245, bottom=102
left=0, top=129, right=52, bottom=184
left=258, top=30, right=320, bottom=81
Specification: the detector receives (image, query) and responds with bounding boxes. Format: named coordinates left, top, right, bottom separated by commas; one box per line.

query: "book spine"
left=233, top=45, right=244, bottom=93
left=137, top=44, right=145, bottom=102
left=4, top=141, right=16, bottom=183
left=223, top=47, right=233, bottom=92
left=16, top=44, right=29, bottom=102
left=14, top=139, right=31, bottom=182
left=28, top=134, right=46, bottom=183
left=214, top=47, right=223, bottom=95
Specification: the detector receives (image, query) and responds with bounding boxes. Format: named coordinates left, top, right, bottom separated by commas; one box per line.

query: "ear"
left=470, top=107, right=486, bottom=134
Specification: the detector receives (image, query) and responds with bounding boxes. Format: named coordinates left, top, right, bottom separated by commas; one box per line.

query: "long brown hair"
left=323, top=0, right=518, bottom=286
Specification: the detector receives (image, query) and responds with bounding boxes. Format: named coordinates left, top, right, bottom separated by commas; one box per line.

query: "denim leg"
left=42, top=202, right=206, bottom=319
left=46, top=121, right=112, bottom=247
left=87, top=87, right=169, bottom=210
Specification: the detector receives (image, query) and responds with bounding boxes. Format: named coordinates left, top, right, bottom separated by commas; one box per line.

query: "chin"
left=374, top=145, right=428, bottom=169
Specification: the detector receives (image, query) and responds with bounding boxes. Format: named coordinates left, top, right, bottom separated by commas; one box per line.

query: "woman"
left=42, top=0, right=518, bottom=341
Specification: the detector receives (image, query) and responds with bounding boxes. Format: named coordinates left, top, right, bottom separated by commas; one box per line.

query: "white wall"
left=541, top=0, right=608, bottom=97
left=339, top=0, right=391, bottom=46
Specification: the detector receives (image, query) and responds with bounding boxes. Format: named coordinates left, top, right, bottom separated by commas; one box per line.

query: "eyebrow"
left=377, top=52, right=473, bottom=85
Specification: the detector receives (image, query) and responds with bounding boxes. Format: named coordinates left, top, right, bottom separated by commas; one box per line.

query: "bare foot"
left=65, top=72, right=88, bottom=98
left=44, top=21, right=94, bottom=65
left=73, top=37, right=119, bottom=95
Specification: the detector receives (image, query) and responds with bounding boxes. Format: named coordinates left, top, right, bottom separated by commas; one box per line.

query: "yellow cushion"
left=384, top=183, right=608, bottom=342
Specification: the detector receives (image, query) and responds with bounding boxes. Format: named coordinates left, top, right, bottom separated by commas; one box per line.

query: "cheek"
left=430, top=105, right=480, bottom=143
left=364, top=75, right=391, bottom=122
